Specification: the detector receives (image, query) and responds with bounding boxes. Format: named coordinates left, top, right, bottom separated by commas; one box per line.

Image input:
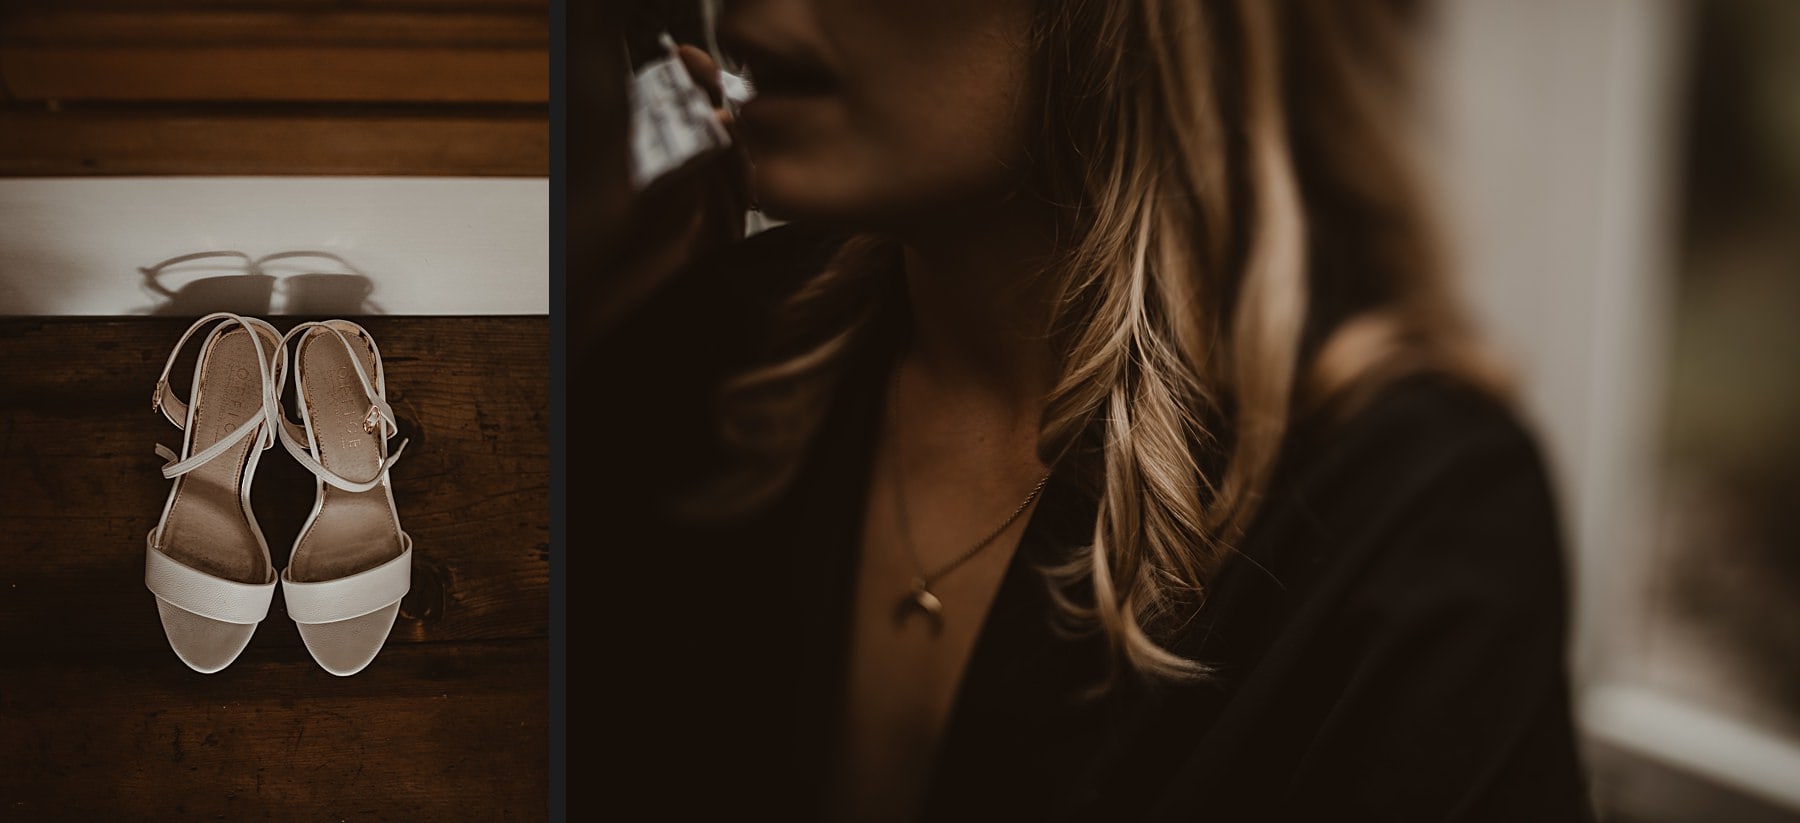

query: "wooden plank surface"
left=0, top=315, right=547, bottom=818
left=0, top=1, right=549, bottom=175
left=0, top=107, right=549, bottom=176
left=0, top=10, right=549, bottom=48
left=31, top=0, right=546, bottom=7
left=2, top=47, right=548, bottom=103
left=2, top=640, right=548, bottom=818
left=0, top=316, right=548, bottom=654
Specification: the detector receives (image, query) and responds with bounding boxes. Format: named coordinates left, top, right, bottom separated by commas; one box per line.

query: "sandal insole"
left=160, top=327, right=273, bottom=584
left=288, top=326, right=406, bottom=584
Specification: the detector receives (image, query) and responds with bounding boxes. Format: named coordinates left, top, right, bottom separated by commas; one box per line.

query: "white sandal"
left=146, top=312, right=287, bottom=673
left=276, top=319, right=413, bottom=676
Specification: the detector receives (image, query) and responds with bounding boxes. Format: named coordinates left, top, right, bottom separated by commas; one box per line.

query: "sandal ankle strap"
left=276, top=321, right=409, bottom=493
left=152, top=312, right=286, bottom=479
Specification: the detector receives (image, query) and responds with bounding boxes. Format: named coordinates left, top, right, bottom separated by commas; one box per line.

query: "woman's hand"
left=575, top=38, right=751, bottom=359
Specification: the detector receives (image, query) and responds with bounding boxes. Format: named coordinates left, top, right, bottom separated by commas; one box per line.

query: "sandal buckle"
left=362, top=405, right=382, bottom=434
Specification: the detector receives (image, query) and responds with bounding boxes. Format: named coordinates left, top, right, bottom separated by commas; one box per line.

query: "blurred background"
left=1428, top=1, right=1800, bottom=819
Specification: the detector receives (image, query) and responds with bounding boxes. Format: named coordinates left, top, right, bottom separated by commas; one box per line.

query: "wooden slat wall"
left=6, top=48, right=549, bottom=102
left=0, top=1, right=549, bottom=175
left=0, top=107, right=548, bottom=175
left=0, top=316, right=549, bottom=817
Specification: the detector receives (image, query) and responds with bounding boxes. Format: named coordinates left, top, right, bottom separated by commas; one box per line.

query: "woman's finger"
left=676, top=44, right=732, bottom=120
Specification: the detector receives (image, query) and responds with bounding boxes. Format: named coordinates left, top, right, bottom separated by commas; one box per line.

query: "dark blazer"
left=581, top=225, right=1595, bottom=822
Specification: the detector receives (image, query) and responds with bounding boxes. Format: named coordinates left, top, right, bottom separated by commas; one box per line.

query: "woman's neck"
left=894, top=202, right=1059, bottom=418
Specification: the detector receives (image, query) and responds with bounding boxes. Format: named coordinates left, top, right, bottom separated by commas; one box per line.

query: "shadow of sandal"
left=259, top=251, right=384, bottom=316
left=139, top=251, right=274, bottom=316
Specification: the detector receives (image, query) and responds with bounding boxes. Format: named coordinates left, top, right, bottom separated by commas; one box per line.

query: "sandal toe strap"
left=281, top=538, right=413, bottom=625
left=144, top=534, right=276, bottom=625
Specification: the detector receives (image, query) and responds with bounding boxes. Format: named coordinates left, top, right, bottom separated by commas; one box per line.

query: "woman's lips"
left=744, top=58, right=837, bottom=98
left=724, top=37, right=838, bottom=100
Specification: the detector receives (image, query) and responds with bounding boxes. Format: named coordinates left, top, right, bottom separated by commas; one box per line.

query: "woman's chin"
left=748, top=184, right=869, bottom=227
left=747, top=163, right=849, bottom=223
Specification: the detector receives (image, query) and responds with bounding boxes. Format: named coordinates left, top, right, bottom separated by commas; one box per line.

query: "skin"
left=720, top=0, right=1039, bottom=230
left=718, top=1, right=1058, bottom=818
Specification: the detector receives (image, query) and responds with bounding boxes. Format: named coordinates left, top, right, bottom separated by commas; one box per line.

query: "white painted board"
left=0, top=177, right=548, bottom=316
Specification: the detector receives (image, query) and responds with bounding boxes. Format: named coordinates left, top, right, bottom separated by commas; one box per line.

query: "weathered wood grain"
left=0, top=317, right=548, bottom=655
left=0, top=107, right=549, bottom=176
left=1, top=47, right=548, bottom=103
left=0, top=1, right=549, bottom=174
left=0, top=9, right=548, bottom=49
left=0, top=639, right=548, bottom=819
left=3, top=0, right=545, bottom=9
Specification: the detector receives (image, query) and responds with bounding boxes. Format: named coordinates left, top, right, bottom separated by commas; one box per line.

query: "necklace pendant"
left=896, top=576, right=944, bottom=635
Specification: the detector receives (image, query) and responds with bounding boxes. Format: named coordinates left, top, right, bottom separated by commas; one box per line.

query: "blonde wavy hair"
left=713, top=0, right=1507, bottom=683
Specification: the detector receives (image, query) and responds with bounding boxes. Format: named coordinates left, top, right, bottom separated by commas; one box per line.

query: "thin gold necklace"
left=887, top=365, right=1053, bottom=634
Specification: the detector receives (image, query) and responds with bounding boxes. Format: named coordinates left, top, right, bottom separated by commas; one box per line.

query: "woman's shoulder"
left=1230, top=372, right=1569, bottom=620
left=1279, top=373, right=1557, bottom=524
left=1295, top=373, right=1542, bottom=474
left=1171, top=373, right=1587, bottom=820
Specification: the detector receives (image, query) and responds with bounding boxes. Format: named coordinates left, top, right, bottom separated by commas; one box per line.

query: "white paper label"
left=627, top=40, right=733, bottom=189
